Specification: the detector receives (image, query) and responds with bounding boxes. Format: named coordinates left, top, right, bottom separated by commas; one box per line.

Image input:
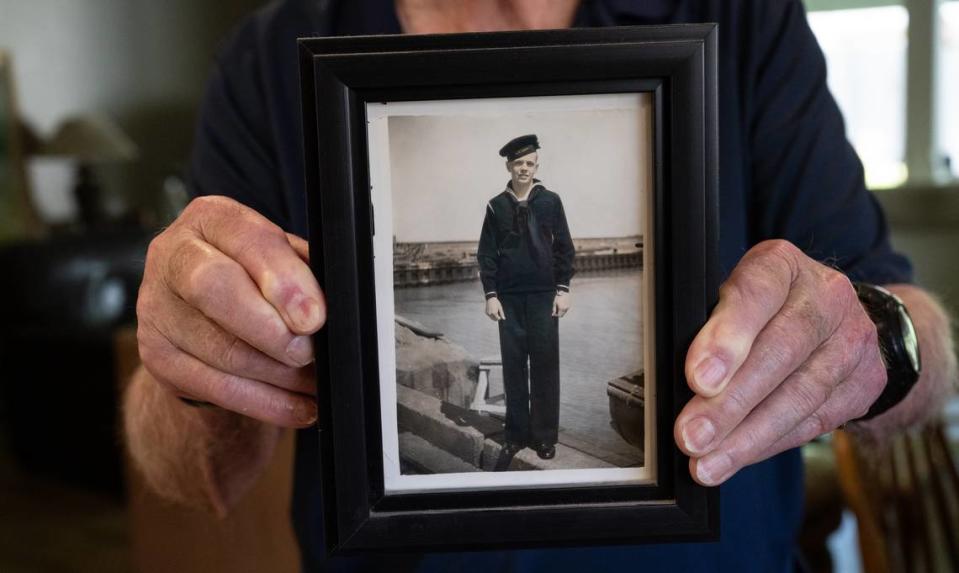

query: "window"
left=807, top=5, right=909, bottom=188
left=940, top=2, right=959, bottom=177
left=805, top=0, right=958, bottom=188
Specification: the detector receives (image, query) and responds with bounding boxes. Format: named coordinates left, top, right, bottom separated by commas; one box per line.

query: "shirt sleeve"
left=552, top=198, right=575, bottom=292
left=477, top=203, right=499, bottom=298
left=747, top=0, right=912, bottom=285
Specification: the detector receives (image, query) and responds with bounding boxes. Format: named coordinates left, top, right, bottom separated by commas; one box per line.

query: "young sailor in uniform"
left=477, top=134, right=575, bottom=468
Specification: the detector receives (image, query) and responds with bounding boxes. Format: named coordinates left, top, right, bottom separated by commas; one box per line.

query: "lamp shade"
left=39, top=114, right=138, bottom=163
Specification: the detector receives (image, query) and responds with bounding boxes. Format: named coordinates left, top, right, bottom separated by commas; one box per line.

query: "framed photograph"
left=299, top=24, right=719, bottom=554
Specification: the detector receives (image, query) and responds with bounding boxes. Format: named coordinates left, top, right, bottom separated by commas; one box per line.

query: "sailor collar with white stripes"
left=506, top=180, right=545, bottom=203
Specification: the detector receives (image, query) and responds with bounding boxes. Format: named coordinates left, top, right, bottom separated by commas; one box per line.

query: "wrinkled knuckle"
left=163, top=238, right=200, bottom=290
left=856, top=321, right=879, bottom=360
left=761, top=322, right=802, bottom=368
left=729, top=254, right=791, bottom=306
left=842, top=314, right=877, bottom=363
left=135, top=326, right=160, bottom=369
left=211, top=373, right=247, bottom=411
left=180, top=263, right=214, bottom=307
left=849, top=384, right=876, bottom=418
left=232, top=222, right=288, bottom=269
left=864, top=361, right=888, bottom=398
left=136, top=319, right=168, bottom=359
left=179, top=254, right=229, bottom=309
left=718, top=280, right=743, bottom=305
left=250, top=215, right=286, bottom=241
left=232, top=207, right=285, bottom=244
left=860, top=318, right=879, bottom=350
left=705, top=323, right=746, bottom=361
left=220, top=335, right=247, bottom=372
left=764, top=238, right=798, bottom=257
left=264, top=311, right=291, bottom=339
left=756, top=239, right=801, bottom=266
left=823, top=270, right=856, bottom=308
left=136, top=337, right=179, bottom=394
left=808, top=410, right=834, bottom=436
left=816, top=267, right=862, bottom=317
left=135, top=287, right=153, bottom=322
left=143, top=237, right=165, bottom=271
left=768, top=342, right=797, bottom=373
left=276, top=366, right=307, bottom=392
left=722, top=383, right=752, bottom=417
left=778, top=299, right=821, bottom=340
left=798, top=418, right=826, bottom=445
left=791, top=376, right=832, bottom=414
left=181, top=196, right=208, bottom=220
left=721, top=275, right=767, bottom=311
left=144, top=234, right=183, bottom=289
left=184, top=195, right=226, bottom=219
left=732, top=429, right=764, bottom=463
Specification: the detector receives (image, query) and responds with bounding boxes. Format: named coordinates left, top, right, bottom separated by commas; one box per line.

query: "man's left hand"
left=675, top=239, right=888, bottom=486
left=552, top=292, right=571, bottom=318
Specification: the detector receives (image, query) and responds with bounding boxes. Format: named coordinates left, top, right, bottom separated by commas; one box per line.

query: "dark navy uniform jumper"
left=477, top=180, right=575, bottom=449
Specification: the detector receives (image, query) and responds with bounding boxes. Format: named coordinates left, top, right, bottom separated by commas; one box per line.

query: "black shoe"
left=535, top=444, right=556, bottom=460
left=493, top=442, right=523, bottom=472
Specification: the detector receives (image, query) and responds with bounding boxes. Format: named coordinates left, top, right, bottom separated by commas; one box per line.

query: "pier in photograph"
left=393, top=236, right=642, bottom=288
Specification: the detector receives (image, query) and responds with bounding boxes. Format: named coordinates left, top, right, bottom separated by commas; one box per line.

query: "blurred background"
left=0, top=1, right=957, bottom=572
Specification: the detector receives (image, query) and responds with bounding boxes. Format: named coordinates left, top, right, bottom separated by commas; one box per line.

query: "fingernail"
left=682, top=417, right=716, bottom=453
left=286, top=336, right=314, bottom=366
left=288, top=292, right=322, bottom=331
left=696, top=453, right=732, bottom=486
left=294, top=400, right=318, bottom=425
left=694, top=356, right=727, bottom=392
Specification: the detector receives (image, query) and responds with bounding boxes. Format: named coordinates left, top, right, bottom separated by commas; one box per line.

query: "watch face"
left=898, top=306, right=921, bottom=372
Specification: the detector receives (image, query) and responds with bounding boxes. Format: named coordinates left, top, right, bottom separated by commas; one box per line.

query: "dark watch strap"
left=852, top=282, right=921, bottom=421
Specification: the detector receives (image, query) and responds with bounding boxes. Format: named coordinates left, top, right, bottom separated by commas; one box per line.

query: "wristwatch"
left=853, top=282, right=921, bottom=421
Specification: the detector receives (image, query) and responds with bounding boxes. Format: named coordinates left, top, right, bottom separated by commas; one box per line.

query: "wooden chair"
left=833, top=419, right=959, bottom=573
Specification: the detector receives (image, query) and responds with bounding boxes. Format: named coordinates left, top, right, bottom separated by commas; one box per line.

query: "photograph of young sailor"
left=385, top=98, right=648, bottom=480
left=477, top=134, right=575, bottom=469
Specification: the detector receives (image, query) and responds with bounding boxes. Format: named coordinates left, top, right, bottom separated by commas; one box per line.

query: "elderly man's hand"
left=136, top=195, right=324, bottom=428
left=675, top=239, right=888, bottom=486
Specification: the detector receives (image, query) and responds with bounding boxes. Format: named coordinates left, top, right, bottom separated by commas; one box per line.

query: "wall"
left=882, top=188, right=959, bottom=318
left=384, top=94, right=652, bottom=243
left=0, top=0, right=264, bottom=223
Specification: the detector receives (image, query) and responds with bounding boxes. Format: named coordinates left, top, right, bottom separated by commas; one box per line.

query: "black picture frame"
left=299, top=24, right=719, bottom=554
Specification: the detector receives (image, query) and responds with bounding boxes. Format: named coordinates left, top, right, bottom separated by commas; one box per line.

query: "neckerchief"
left=507, top=181, right=550, bottom=269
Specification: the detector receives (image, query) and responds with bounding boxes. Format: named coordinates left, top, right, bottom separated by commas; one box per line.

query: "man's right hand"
left=486, top=297, right=506, bottom=321
left=136, top=195, right=325, bottom=428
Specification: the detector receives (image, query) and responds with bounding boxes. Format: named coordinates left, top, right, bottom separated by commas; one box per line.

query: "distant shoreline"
left=394, top=236, right=643, bottom=288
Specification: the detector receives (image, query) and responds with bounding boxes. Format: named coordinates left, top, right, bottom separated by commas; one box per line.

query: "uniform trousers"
left=497, top=291, right=560, bottom=447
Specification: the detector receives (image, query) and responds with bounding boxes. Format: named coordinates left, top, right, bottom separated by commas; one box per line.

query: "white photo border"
left=367, top=93, right=657, bottom=494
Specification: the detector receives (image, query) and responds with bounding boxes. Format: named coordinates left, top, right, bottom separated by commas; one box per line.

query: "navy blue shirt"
left=188, top=1, right=912, bottom=571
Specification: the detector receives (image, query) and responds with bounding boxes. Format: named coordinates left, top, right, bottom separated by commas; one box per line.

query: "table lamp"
left=38, top=114, right=138, bottom=228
